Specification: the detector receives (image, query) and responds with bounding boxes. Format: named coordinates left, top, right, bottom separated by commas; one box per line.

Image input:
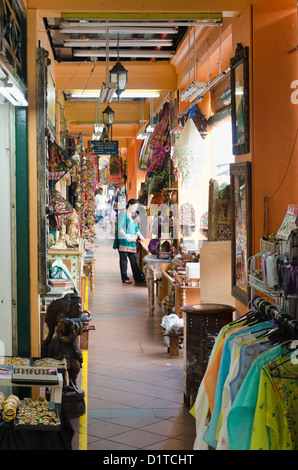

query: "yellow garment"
left=251, top=356, right=298, bottom=450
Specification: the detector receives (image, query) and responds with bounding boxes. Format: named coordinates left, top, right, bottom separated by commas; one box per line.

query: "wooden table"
left=144, top=254, right=171, bottom=316
left=161, top=269, right=201, bottom=358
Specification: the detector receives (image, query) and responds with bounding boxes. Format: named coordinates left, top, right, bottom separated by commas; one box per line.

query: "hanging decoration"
left=74, top=151, right=97, bottom=245
left=48, top=140, right=76, bottom=183
left=107, top=154, right=123, bottom=185
left=173, top=115, right=207, bottom=189
left=179, top=203, right=196, bottom=237
left=138, top=135, right=151, bottom=170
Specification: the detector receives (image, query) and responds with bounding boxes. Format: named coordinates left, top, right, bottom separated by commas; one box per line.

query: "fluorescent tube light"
left=0, top=80, right=28, bottom=106
left=0, top=86, right=19, bottom=106
left=122, top=90, right=160, bottom=99
left=180, top=81, right=207, bottom=102
left=61, top=25, right=178, bottom=34
left=68, top=90, right=160, bottom=100
left=73, top=49, right=175, bottom=59
left=64, top=39, right=173, bottom=48
left=99, top=82, right=117, bottom=103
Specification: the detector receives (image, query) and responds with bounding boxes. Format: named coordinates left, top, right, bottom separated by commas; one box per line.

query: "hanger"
left=268, top=341, right=298, bottom=379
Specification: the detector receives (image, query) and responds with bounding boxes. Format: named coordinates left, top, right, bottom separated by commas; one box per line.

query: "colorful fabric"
left=251, top=355, right=298, bottom=450
left=227, top=344, right=282, bottom=450
left=203, top=322, right=274, bottom=448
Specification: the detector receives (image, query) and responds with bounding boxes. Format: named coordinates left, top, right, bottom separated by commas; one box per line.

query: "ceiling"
left=43, top=17, right=222, bottom=64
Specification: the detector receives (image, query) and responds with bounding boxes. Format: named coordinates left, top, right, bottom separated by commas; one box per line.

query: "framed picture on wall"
left=230, top=43, right=250, bottom=155
left=230, top=161, right=252, bottom=305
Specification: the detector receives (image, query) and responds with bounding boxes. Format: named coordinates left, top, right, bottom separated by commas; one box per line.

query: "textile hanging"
left=173, top=118, right=206, bottom=189
left=109, top=154, right=120, bottom=176
left=149, top=103, right=169, bottom=151
left=138, top=135, right=151, bottom=170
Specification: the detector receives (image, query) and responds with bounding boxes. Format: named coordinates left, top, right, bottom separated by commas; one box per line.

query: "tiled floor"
left=71, top=229, right=196, bottom=450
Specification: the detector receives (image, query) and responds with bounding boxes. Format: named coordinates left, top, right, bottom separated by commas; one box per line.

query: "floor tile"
left=71, top=236, right=196, bottom=450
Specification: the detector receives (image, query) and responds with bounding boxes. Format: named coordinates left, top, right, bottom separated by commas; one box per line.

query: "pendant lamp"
left=102, top=105, right=115, bottom=127
left=109, top=35, right=128, bottom=101
left=174, top=115, right=206, bottom=188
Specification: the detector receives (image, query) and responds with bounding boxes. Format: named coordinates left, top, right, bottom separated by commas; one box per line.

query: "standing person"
left=113, top=199, right=145, bottom=284
left=95, top=187, right=107, bottom=228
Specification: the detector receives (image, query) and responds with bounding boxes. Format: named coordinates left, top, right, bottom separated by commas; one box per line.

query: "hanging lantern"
left=109, top=60, right=128, bottom=101
left=109, top=34, right=128, bottom=101
left=102, top=105, right=115, bottom=127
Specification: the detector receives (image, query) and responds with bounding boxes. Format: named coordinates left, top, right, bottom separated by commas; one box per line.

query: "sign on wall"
left=91, top=140, right=119, bottom=155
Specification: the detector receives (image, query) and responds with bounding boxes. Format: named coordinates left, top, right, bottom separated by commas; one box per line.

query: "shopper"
left=95, top=187, right=107, bottom=228
left=113, top=199, right=145, bottom=284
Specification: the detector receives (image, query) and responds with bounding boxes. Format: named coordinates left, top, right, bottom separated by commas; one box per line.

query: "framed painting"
left=230, top=43, right=250, bottom=155
left=230, top=161, right=252, bottom=305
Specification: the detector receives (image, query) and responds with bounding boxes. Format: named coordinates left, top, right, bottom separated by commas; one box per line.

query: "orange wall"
left=126, top=138, right=144, bottom=201
left=252, top=0, right=298, bottom=249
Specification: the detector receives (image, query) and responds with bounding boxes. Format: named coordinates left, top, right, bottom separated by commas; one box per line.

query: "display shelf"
left=248, top=238, right=298, bottom=316
left=14, top=401, right=61, bottom=432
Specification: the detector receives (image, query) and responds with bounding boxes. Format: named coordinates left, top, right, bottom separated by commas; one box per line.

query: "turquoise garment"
left=113, top=210, right=139, bottom=252
left=227, top=343, right=282, bottom=450
left=203, top=322, right=274, bottom=448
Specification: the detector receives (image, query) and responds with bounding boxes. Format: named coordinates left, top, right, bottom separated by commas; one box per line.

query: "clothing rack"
left=252, top=295, right=298, bottom=339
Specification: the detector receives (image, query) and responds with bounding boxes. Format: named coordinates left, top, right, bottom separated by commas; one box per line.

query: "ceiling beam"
left=29, top=1, right=247, bottom=16
left=54, top=61, right=177, bottom=92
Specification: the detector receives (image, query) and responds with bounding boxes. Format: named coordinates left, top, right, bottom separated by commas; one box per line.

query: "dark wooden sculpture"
left=41, top=293, right=92, bottom=417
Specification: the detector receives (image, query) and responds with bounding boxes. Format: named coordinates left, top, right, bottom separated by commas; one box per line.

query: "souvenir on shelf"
left=74, top=152, right=97, bottom=245
left=48, top=141, right=76, bottom=183
left=48, top=188, right=74, bottom=232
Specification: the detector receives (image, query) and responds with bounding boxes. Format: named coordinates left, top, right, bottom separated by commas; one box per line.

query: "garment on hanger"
left=193, top=298, right=298, bottom=451
left=250, top=354, right=298, bottom=450
left=203, top=322, right=274, bottom=448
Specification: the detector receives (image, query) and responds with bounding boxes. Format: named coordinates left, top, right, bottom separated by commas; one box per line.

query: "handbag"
left=147, top=144, right=170, bottom=172
left=149, top=103, right=169, bottom=150
left=148, top=157, right=171, bottom=194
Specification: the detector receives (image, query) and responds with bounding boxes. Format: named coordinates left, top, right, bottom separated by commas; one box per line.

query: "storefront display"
left=192, top=296, right=298, bottom=450
left=173, top=117, right=207, bottom=189
left=48, top=141, right=76, bottom=183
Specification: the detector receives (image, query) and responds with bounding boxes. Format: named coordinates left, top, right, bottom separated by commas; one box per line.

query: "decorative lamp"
left=102, top=105, right=115, bottom=127
left=109, top=35, right=128, bottom=101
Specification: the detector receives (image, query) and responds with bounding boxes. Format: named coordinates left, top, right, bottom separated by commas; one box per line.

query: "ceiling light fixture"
left=99, top=82, right=117, bottom=103
left=180, top=26, right=207, bottom=103
left=180, top=81, right=207, bottom=102
left=109, top=35, right=128, bottom=101
left=99, top=27, right=117, bottom=103
left=73, top=49, right=175, bottom=59
left=61, top=25, right=179, bottom=34
left=64, top=39, right=174, bottom=48
left=67, top=90, right=161, bottom=100
left=0, top=66, right=28, bottom=106
left=102, top=105, right=115, bottom=127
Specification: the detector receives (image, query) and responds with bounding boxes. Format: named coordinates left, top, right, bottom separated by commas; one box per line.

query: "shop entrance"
left=0, top=102, right=17, bottom=356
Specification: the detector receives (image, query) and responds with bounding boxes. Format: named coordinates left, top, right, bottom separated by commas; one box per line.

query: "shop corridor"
left=71, top=230, right=196, bottom=450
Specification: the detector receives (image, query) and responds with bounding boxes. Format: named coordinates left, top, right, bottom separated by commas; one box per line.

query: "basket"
left=181, top=303, right=235, bottom=407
